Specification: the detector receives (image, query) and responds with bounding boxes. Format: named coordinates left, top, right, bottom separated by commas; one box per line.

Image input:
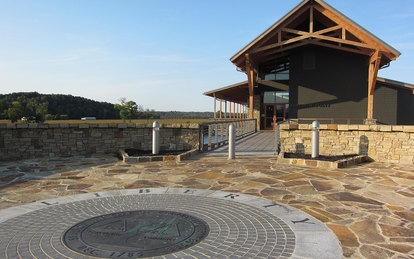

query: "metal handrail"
left=199, top=119, right=257, bottom=151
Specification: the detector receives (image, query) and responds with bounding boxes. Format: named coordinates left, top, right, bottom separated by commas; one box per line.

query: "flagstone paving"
left=0, top=153, right=413, bottom=258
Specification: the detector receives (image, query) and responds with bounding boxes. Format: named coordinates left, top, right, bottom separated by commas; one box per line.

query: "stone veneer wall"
left=280, top=123, right=414, bottom=165
left=0, top=123, right=199, bottom=161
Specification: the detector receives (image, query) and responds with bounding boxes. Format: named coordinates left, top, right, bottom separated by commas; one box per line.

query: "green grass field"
left=0, top=119, right=209, bottom=124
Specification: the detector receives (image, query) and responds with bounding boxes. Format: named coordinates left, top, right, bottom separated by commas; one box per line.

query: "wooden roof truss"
left=232, top=0, right=399, bottom=72
left=229, top=0, right=401, bottom=120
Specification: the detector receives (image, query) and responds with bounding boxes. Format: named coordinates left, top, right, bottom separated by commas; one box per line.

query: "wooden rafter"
left=258, top=40, right=312, bottom=60
left=312, top=4, right=396, bottom=61
left=231, top=0, right=399, bottom=70
left=255, top=5, right=311, bottom=49
left=309, top=40, right=372, bottom=56
left=367, top=50, right=381, bottom=119
left=252, top=35, right=309, bottom=54
left=255, top=23, right=372, bottom=56
left=314, top=25, right=342, bottom=35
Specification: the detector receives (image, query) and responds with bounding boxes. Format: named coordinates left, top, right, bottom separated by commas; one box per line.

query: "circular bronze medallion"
left=62, top=210, right=209, bottom=258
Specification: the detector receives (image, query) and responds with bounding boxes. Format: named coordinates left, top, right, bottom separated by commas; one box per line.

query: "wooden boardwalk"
left=206, top=131, right=276, bottom=156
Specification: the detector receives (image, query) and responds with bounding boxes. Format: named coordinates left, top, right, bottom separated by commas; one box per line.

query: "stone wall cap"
left=16, top=124, right=29, bottom=128
left=379, top=125, right=392, bottom=132
left=78, top=124, right=90, bottom=129
left=298, top=124, right=311, bottom=130
left=6, top=123, right=16, bottom=129
left=337, top=125, right=349, bottom=131
left=391, top=125, right=404, bottom=132
left=135, top=124, right=147, bottom=128
left=404, top=126, right=414, bottom=133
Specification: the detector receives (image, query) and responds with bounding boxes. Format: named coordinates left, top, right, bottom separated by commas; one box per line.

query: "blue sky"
left=0, top=0, right=413, bottom=112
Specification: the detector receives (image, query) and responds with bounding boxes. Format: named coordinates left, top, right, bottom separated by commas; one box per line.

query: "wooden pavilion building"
left=204, top=0, right=414, bottom=130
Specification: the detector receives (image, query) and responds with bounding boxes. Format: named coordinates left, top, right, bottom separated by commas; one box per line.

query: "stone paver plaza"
left=0, top=132, right=413, bottom=258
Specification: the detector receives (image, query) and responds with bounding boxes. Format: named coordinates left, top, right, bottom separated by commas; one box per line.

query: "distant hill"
left=0, top=92, right=214, bottom=121
left=0, top=92, right=119, bottom=120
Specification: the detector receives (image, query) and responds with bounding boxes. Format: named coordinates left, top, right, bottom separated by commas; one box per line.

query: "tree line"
left=0, top=92, right=213, bottom=122
left=0, top=92, right=120, bottom=122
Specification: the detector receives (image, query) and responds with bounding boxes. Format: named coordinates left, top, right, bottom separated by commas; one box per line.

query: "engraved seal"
left=62, top=210, right=210, bottom=258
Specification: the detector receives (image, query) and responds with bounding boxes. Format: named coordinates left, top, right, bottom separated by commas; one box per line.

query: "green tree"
left=7, top=101, right=24, bottom=122
left=34, top=102, right=48, bottom=122
left=114, top=98, right=143, bottom=122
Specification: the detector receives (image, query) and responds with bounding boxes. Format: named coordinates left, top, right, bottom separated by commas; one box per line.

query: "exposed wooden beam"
left=255, top=5, right=311, bottom=49
left=254, top=28, right=373, bottom=57
left=314, top=25, right=342, bottom=35
left=309, top=7, right=314, bottom=33
left=367, top=50, right=381, bottom=119
left=310, top=33, right=372, bottom=49
left=246, top=54, right=256, bottom=118
left=313, top=4, right=394, bottom=60
left=369, top=51, right=381, bottom=94
left=252, top=35, right=309, bottom=53
left=309, top=40, right=371, bottom=56
left=282, top=28, right=308, bottom=36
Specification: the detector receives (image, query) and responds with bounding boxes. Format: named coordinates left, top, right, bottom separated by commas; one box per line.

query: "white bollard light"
left=152, top=121, right=160, bottom=155
left=312, top=120, right=320, bottom=158
left=228, top=124, right=235, bottom=159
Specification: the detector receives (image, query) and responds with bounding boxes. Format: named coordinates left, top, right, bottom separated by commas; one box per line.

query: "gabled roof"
left=377, top=77, right=414, bottom=93
left=230, top=0, right=400, bottom=71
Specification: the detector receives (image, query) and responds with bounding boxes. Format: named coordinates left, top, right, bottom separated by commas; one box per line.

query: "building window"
left=263, top=91, right=289, bottom=104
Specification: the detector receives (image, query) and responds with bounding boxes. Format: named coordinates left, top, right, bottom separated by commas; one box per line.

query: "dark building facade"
left=204, top=0, right=414, bottom=129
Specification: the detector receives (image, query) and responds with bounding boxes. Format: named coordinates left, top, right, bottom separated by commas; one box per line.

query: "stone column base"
left=363, top=119, right=377, bottom=125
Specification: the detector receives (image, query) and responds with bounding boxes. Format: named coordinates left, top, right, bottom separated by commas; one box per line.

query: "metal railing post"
left=312, top=120, right=320, bottom=158
left=152, top=121, right=160, bottom=155
left=228, top=124, right=235, bottom=159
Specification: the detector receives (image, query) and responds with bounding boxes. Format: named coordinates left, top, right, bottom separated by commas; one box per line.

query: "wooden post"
left=367, top=51, right=381, bottom=119
left=219, top=99, right=222, bottom=120
left=233, top=102, right=236, bottom=119
left=229, top=102, right=232, bottom=120
left=246, top=54, right=256, bottom=119
left=225, top=101, right=227, bottom=119
left=309, top=7, right=314, bottom=33
left=213, top=94, right=217, bottom=119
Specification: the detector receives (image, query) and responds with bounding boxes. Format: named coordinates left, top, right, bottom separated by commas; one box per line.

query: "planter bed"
left=119, top=149, right=199, bottom=163
left=277, top=152, right=368, bottom=168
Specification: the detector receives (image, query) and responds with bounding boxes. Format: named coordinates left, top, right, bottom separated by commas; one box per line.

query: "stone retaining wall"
left=280, top=123, right=414, bottom=165
left=0, top=123, right=199, bottom=161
